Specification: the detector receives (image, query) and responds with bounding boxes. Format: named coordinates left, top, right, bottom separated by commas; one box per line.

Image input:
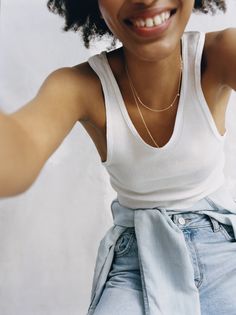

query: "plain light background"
left=0, top=1, right=236, bottom=314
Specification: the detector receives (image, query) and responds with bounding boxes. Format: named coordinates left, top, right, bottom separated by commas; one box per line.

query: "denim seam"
left=179, top=224, right=212, bottom=230
left=88, top=244, right=114, bottom=311
left=189, top=232, right=204, bottom=289
left=137, top=252, right=150, bottom=315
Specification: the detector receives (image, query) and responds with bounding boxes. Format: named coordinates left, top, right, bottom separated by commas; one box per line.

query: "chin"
left=124, top=37, right=180, bottom=62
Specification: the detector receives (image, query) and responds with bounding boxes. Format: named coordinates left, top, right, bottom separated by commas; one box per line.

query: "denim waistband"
left=169, top=212, right=221, bottom=231
left=111, top=197, right=222, bottom=231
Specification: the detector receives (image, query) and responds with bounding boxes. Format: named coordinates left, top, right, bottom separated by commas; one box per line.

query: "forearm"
left=0, top=111, right=42, bottom=197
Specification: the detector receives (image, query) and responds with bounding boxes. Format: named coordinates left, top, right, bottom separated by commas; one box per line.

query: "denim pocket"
left=219, top=223, right=235, bottom=241
left=114, top=227, right=136, bottom=257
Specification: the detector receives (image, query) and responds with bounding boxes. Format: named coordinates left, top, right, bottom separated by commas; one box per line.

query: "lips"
left=124, top=8, right=177, bottom=39
left=130, top=10, right=171, bottom=28
left=125, top=8, right=177, bottom=24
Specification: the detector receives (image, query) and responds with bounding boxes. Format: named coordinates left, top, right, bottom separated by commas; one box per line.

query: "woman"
left=1, top=0, right=236, bottom=314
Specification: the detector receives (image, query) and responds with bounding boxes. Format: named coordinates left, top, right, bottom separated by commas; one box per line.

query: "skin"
left=1, top=0, right=236, bottom=196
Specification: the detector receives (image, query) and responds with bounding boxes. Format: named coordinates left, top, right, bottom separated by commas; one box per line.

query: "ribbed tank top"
left=88, top=31, right=236, bottom=210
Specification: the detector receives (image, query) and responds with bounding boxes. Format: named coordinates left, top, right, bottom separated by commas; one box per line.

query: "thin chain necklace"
left=130, top=82, right=160, bottom=147
left=125, top=55, right=183, bottom=113
left=125, top=54, right=183, bottom=148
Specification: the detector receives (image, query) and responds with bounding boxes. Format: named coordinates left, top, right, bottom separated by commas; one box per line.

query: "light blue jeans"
left=92, top=208, right=236, bottom=315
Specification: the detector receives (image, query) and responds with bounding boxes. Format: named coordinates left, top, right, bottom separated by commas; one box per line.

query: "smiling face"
left=98, top=0, right=195, bottom=61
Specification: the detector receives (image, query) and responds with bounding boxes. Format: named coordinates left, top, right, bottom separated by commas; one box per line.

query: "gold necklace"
left=128, top=79, right=160, bottom=148
left=125, top=54, right=183, bottom=148
left=125, top=55, right=183, bottom=113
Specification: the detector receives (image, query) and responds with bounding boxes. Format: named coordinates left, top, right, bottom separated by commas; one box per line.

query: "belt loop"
left=209, top=216, right=221, bottom=232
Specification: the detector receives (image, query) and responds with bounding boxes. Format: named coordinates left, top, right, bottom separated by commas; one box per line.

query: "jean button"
left=178, top=217, right=186, bottom=225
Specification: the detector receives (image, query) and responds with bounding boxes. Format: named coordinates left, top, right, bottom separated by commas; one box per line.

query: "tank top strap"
left=88, top=52, right=126, bottom=166
left=186, top=31, right=225, bottom=140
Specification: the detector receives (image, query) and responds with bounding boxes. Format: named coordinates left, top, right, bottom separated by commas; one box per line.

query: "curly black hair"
left=47, top=0, right=227, bottom=48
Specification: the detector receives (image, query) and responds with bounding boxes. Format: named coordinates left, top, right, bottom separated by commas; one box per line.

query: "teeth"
left=146, top=18, right=154, bottom=27
left=135, top=20, right=145, bottom=27
left=154, top=15, right=162, bottom=26
left=161, top=12, right=166, bottom=22
left=140, top=20, right=145, bottom=27
left=165, top=11, right=171, bottom=20
left=132, top=10, right=171, bottom=28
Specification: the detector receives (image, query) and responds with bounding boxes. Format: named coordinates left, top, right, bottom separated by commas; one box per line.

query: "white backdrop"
left=0, top=1, right=236, bottom=314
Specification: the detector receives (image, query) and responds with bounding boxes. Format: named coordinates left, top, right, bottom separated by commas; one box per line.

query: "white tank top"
left=88, top=31, right=236, bottom=210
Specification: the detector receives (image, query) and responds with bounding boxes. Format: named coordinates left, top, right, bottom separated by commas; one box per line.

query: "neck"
left=122, top=41, right=183, bottom=110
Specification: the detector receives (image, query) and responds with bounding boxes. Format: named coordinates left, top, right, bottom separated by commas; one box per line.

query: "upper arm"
left=214, top=28, right=236, bottom=91
left=9, top=66, right=89, bottom=165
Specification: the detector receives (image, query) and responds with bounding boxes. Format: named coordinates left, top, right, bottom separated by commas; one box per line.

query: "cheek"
left=98, top=0, right=120, bottom=20
left=98, top=0, right=124, bottom=35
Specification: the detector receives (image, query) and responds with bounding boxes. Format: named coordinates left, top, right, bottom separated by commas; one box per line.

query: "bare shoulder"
left=41, top=62, right=100, bottom=122
left=205, top=28, right=236, bottom=90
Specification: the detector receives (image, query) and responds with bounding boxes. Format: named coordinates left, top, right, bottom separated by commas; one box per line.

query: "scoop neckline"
left=101, top=35, right=186, bottom=152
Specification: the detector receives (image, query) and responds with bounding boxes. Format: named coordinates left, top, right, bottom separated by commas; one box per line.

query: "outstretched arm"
left=0, top=66, right=89, bottom=197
